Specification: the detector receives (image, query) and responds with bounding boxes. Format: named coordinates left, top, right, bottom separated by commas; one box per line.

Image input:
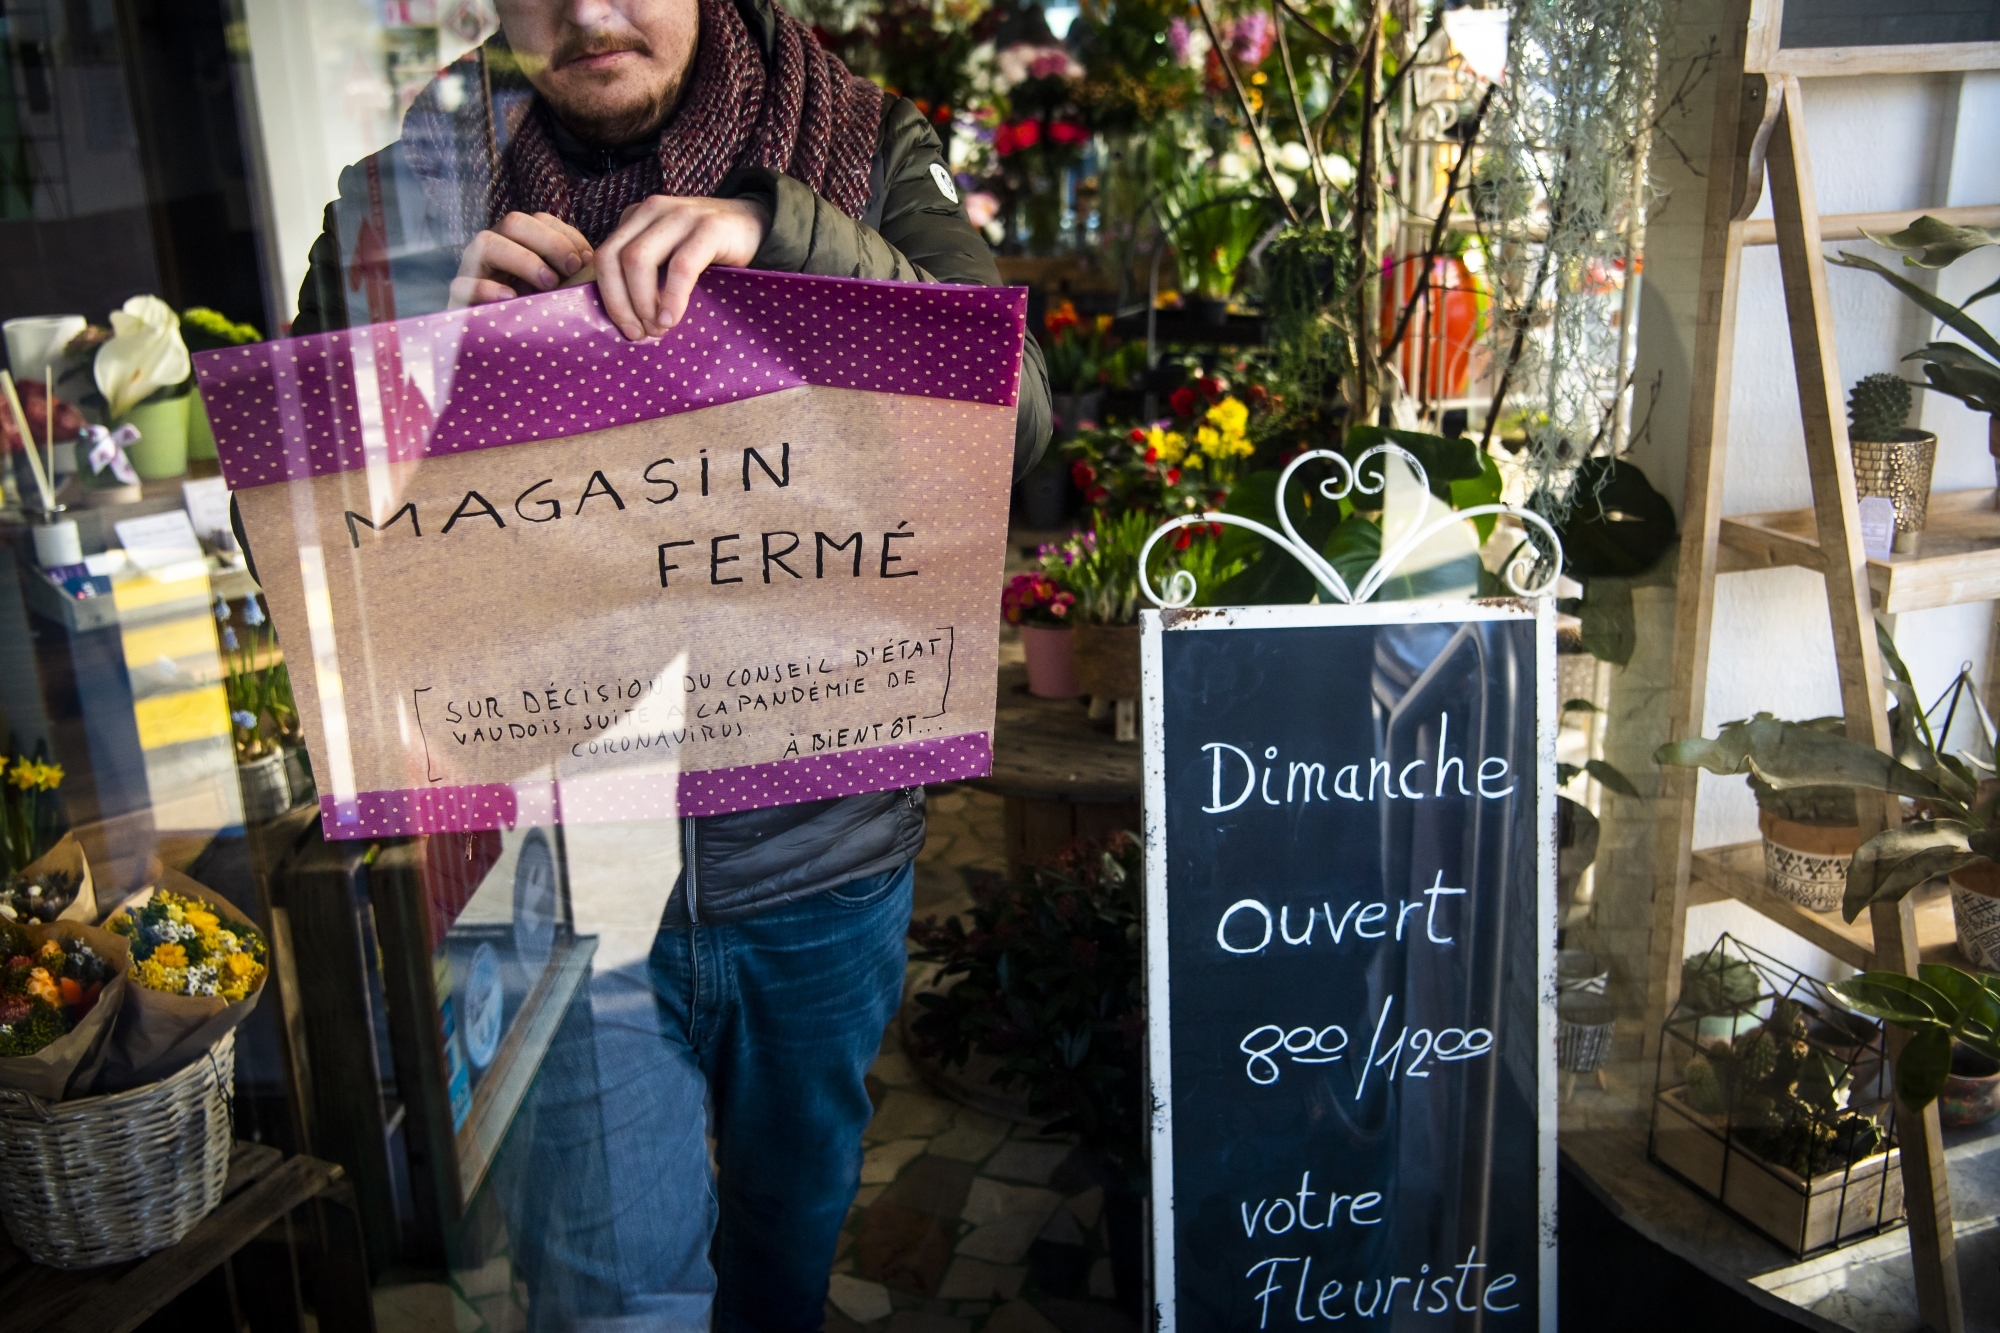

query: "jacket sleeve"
left=291, top=201, right=350, bottom=338
left=716, top=99, right=1051, bottom=479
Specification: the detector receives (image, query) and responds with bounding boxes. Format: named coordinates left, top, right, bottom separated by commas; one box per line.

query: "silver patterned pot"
left=1850, top=429, right=1937, bottom=553
left=1759, top=810, right=1860, bottom=913
left=236, top=750, right=291, bottom=825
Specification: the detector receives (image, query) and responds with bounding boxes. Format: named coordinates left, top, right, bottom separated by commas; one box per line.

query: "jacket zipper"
left=683, top=818, right=700, bottom=924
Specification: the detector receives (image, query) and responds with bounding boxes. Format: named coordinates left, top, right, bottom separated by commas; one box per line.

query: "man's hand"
left=449, top=212, right=593, bottom=309
left=594, top=196, right=771, bottom=341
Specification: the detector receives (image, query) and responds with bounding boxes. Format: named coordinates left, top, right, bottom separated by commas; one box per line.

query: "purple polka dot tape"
left=198, top=269, right=1028, bottom=489
left=317, top=732, right=994, bottom=836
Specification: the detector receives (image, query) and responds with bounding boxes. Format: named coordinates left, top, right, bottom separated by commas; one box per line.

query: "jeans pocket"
left=823, top=864, right=911, bottom=909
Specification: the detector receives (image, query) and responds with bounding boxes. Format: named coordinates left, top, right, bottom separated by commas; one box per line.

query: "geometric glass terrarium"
left=1650, top=934, right=1905, bottom=1257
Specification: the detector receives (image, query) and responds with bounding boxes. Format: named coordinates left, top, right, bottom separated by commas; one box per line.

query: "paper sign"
left=181, top=476, right=233, bottom=543
left=197, top=268, right=1023, bottom=839
left=1857, top=495, right=1896, bottom=557
left=113, top=510, right=204, bottom=572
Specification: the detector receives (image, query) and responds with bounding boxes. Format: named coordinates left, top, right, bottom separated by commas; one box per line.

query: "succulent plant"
left=1848, top=372, right=1913, bottom=442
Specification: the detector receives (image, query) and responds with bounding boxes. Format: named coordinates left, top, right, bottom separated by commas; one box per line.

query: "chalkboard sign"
left=1141, top=601, right=1556, bottom=1332
left=1779, top=0, right=2000, bottom=49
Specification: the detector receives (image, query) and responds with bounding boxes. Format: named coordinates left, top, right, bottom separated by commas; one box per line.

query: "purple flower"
left=221, top=626, right=239, bottom=651
left=1226, top=12, right=1274, bottom=66
left=213, top=596, right=229, bottom=622
left=231, top=710, right=257, bottom=731
left=1167, top=17, right=1195, bottom=65
left=241, top=598, right=266, bottom=627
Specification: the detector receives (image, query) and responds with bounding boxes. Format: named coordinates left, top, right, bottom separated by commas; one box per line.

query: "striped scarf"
left=401, top=0, right=883, bottom=247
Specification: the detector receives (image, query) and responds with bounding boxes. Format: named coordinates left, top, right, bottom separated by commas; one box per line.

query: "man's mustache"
left=550, top=32, right=651, bottom=69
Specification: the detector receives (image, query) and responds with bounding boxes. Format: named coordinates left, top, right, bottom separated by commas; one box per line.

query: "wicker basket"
left=0, top=1032, right=233, bottom=1268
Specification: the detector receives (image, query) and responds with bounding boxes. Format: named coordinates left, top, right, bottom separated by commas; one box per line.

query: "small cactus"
left=1848, top=372, right=1913, bottom=441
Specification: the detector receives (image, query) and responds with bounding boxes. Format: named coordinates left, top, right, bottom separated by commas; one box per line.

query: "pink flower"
left=965, top=191, right=1000, bottom=228
left=1166, top=18, right=1200, bottom=67
left=1225, top=12, right=1274, bottom=67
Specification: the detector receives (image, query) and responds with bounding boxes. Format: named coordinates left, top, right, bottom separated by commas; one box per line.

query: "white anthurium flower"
left=1216, top=152, right=1252, bottom=185
left=95, top=296, right=191, bottom=419
left=1275, top=142, right=1313, bottom=174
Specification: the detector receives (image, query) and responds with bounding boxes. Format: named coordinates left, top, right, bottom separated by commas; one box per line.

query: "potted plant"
left=1845, top=373, right=1936, bottom=553
left=1654, top=940, right=1902, bottom=1255
left=1002, top=568, right=1081, bottom=699
left=93, top=296, right=192, bottom=481
left=1828, top=217, right=1997, bottom=502
left=907, top=832, right=1146, bottom=1309
left=218, top=595, right=292, bottom=823
left=179, top=308, right=261, bottom=465
left=1042, top=300, right=1114, bottom=432
left=1738, top=718, right=1864, bottom=913
left=1656, top=622, right=2000, bottom=964
left=1830, top=962, right=2000, bottom=1123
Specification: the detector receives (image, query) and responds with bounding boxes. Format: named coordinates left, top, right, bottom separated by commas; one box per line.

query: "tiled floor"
left=367, top=785, right=1137, bottom=1333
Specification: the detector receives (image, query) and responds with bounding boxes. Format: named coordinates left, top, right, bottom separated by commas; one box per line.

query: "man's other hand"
left=594, top=196, right=771, bottom=341
left=449, top=212, right=593, bottom=309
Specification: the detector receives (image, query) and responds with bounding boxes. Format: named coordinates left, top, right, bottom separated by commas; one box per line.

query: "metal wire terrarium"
left=1650, top=934, right=1905, bottom=1257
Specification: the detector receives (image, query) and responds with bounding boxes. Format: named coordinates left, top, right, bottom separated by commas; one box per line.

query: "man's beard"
left=543, top=32, right=684, bottom=146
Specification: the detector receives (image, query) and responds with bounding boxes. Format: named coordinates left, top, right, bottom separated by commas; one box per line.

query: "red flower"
left=1048, top=120, right=1089, bottom=145
left=995, top=118, right=1040, bottom=156
left=1128, top=428, right=1147, bottom=443
left=1046, top=300, right=1081, bottom=335
left=1165, top=467, right=1182, bottom=485
left=1174, top=528, right=1192, bottom=550
left=1071, top=460, right=1096, bottom=487
left=1246, top=384, right=1270, bottom=409
left=1143, top=447, right=1158, bottom=464
left=1197, top=375, right=1223, bottom=402
left=1210, top=522, right=1225, bottom=537
left=1086, top=485, right=1109, bottom=503
left=1168, top=386, right=1197, bottom=418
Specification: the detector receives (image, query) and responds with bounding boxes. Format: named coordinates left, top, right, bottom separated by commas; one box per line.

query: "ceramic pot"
left=1557, top=994, right=1615, bottom=1074
left=1950, top=861, right=2000, bottom=969
left=31, top=515, right=81, bottom=568
left=236, top=750, right=291, bottom=825
left=1939, top=1044, right=2000, bottom=1129
left=1759, top=809, right=1861, bottom=913
left=186, top=387, right=217, bottom=461
left=1020, top=624, right=1082, bottom=699
left=1849, top=429, right=1937, bottom=553
left=1072, top=622, right=1141, bottom=700
left=117, top=391, right=190, bottom=480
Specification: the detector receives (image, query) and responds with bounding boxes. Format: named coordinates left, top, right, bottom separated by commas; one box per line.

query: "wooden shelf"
left=1719, top=488, right=2000, bottom=613
left=1690, top=841, right=1978, bottom=972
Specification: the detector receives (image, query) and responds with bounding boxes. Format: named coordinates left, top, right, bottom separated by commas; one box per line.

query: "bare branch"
left=1196, top=0, right=1300, bottom=226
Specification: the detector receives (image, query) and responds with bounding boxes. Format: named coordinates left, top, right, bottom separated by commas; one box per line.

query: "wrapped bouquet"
left=101, top=870, right=267, bottom=1089
left=0, top=918, right=130, bottom=1100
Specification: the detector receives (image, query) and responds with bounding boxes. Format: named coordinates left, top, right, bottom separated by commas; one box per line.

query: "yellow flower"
left=152, top=942, right=188, bottom=970
left=31, top=761, right=61, bottom=791
left=7, top=759, right=34, bottom=791
left=1196, top=425, right=1222, bottom=456
left=223, top=952, right=259, bottom=980
left=25, top=968, right=57, bottom=1006
left=1148, top=426, right=1186, bottom=465
left=165, top=902, right=184, bottom=924
left=183, top=907, right=220, bottom=934
left=135, top=959, right=170, bottom=990
left=1206, top=398, right=1249, bottom=436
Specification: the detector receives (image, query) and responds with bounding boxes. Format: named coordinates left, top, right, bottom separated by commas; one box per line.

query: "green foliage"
left=1263, top=225, right=1356, bottom=422
left=1679, top=952, right=1762, bottom=1015
left=1847, top=372, right=1913, bottom=442
left=1829, top=237, right=2000, bottom=420
left=907, top=833, right=1144, bottom=1168
left=1860, top=215, right=2000, bottom=272
left=1831, top=964, right=2000, bottom=1109
left=1681, top=997, right=1888, bottom=1179
left=1552, top=456, right=1677, bottom=580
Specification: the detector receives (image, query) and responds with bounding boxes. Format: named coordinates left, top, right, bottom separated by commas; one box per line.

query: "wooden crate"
left=1652, top=1086, right=1903, bottom=1255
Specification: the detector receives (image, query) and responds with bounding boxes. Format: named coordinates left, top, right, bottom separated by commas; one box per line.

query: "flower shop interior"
left=4, top=0, right=2000, bottom=1329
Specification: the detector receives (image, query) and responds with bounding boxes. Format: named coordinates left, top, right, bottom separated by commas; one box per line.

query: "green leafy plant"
left=907, top=833, right=1144, bottom=1172
left=1678, top=951, right=1763, bottom=1016
left=1829, top=218, right=2000, bottom=420
left=1847, top=372, right=1914, bottom=443
left=1655, top=621, right=1993, bottom=922
left=1831, top=963, right=2000, bottom=1110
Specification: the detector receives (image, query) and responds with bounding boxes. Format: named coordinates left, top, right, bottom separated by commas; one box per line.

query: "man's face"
left=497, top=0, right=699, bottom=146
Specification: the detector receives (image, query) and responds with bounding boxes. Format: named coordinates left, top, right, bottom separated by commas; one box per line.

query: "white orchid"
left=95, top=296, right=190, bottom=419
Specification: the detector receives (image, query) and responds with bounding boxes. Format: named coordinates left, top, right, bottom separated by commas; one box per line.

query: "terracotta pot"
left=1758, top=809, right=1862, bottom=913
left=1939, top=1043, right=2000, bottom=1129
left=1949, top=861, right=2000, bottom=969
left=1020, top=624, right=1081, bottom=699
left=1072, top=622, right=1141, bottom=700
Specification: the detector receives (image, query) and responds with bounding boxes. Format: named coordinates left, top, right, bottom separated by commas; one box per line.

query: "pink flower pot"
left=1021, top=624, right=1082, bottom=698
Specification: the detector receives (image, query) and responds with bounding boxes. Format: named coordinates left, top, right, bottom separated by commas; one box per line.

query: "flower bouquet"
left=100, top=869, right=267, bottom=1089
left=1, top=832, right=96, bottom=926
left=0, top=917, right=130, bottom=1100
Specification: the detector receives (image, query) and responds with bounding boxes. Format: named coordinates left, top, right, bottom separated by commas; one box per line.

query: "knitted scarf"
left=401, top=0, right=883, bottom=247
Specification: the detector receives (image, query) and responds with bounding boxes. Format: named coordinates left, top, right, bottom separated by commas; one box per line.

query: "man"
left=294, top=2, right=1050, bottom=1328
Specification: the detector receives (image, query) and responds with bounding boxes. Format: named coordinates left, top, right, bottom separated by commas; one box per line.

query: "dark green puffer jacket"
left=292, top=0, right=1049, bottom=922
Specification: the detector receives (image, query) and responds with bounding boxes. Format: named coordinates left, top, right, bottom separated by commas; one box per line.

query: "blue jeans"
left=497, top=862, right=914, bottom=1333
left=651, top=863, right=914, bottom=1331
